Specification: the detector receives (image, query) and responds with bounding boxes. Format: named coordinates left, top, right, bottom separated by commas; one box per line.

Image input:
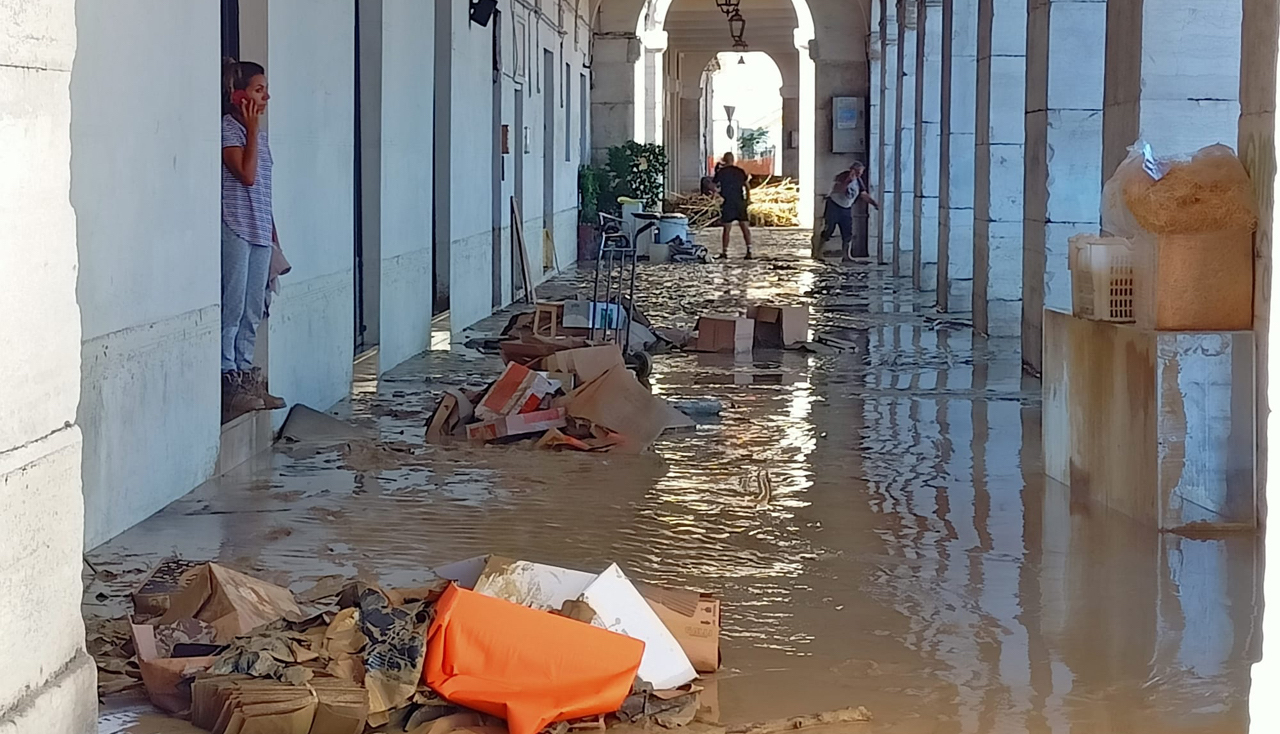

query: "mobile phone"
left=231, top=90, right=249, bottom=106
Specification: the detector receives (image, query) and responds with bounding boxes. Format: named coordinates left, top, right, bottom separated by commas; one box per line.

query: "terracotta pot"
left=577, top=224, right=599, bottom=262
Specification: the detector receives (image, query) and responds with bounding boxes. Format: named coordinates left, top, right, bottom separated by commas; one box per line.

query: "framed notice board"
left=832, top=96, right=866, bottom=154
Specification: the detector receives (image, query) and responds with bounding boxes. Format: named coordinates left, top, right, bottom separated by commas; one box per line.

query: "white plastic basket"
left=1069, top=235, right=1137, bottom=322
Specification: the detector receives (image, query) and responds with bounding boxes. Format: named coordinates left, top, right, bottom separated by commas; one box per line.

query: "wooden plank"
left=511, top=196, right=537, bottom=304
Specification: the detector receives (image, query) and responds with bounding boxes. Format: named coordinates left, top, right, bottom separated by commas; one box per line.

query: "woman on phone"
left=221, top=59, right=285, bottom=420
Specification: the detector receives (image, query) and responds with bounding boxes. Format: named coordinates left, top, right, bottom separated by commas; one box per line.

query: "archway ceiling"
left=662, top=0, right=799, bottom=54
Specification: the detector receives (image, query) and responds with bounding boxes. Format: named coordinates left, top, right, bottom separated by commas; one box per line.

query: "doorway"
left=432, top=0, right=452, bottom=321
left=542, top=49, right=556, bottom=274
left=354, top=0, right=382, bottom=360
left=512, top=87, right=525, bottom=296
left=491, top=11, right=504, bottom=308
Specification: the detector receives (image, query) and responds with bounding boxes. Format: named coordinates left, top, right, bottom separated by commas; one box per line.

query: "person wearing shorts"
left=713, top=152, right=753, bottom=259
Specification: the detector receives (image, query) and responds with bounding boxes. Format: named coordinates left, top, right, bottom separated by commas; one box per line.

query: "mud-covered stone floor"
left=90, top=230, right=1261, bottom=734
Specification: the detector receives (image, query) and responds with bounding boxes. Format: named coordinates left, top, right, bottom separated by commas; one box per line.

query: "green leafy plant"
left=605, top=141, right=668, bottom=210
left=738, top=128, right=769, bottom=160
left=578, top=165, right=602, bottom=224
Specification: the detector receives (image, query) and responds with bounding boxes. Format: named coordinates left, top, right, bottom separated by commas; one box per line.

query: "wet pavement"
left=88, top=230, right=1263, bottom=733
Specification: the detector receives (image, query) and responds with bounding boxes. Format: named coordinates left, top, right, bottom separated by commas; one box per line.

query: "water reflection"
left=88, top=233, right=1262, bottom=733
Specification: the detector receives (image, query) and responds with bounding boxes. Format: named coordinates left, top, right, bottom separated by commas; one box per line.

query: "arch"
left=635, top=0, right=816, bottom=226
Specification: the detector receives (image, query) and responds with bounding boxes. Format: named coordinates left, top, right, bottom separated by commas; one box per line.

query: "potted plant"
left=578, top=165, right=603, bottom=261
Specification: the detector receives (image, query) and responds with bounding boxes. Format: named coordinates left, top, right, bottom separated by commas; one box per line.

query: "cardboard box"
left=467, top=407, right=567, bottom=443
left=155, top=563, right=301, bottom=643
left=540, top=344, right=626, bottom=385
left=132, top=622, right=219, bottom=714
left=476, top=363, right=556, bottom=420
left=636, top=583, right=722, bottom=673
left=747, top=304, right=810, bottom=348
left=692, top=316, right=754, bottom=354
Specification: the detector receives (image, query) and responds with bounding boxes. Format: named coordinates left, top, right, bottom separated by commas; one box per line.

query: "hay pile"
left=667, top=178, right=800, bottom=228
left=1122, top=145, right=1258, bottom=234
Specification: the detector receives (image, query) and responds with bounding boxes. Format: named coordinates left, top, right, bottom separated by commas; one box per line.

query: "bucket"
left=658, top=214, right=690, bottom=247
left=619, top=197, right=644, bottom=248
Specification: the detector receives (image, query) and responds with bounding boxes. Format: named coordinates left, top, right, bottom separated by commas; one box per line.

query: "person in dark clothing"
left=712, top=152, right=753, bottom=259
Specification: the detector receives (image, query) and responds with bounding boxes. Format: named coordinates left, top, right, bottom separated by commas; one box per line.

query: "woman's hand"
left=240, top=98, right=265, bottom=134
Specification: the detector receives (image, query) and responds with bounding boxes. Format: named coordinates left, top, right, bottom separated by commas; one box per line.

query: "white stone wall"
left=376, top=0, right=436, bottom=369
left=70, top=0, right=222, bottom=546
left=448, top=0, right=590, bottom=332
left=264, top=0, right=358, bottom=420
left=0, top=0, right=97, bottom=730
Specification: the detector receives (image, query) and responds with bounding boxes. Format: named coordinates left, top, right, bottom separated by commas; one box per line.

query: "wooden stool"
left=532, top=302, right=562, bottom=338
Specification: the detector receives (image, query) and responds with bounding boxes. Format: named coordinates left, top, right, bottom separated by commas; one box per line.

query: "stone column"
left=590, top=35, right=640, bottom=164
left=781, top=92, right=801, bottom=179
left=893, top=1, right=918, bottom=276
left=1102, top=0, right=1241, bottom=178
left=913, top=0, right=943, bottom=290
left=2, top=2, right=97, bottom=731
left=868, top=1, right=883, bottom=260
left=1022, top=0, right=1106, bottom=371
left=972, top=0, right=1025, bottom=336
left=643, top=48, right=660, bottom=144
left=677, top=72, right=703, bottom=192
left=937, top=0, right=977, bottom=312
left=777, top=51, right=802, bottom=180
left=1238, top=0, right=1277, bottom=532
left=879, top=3, right=900, bottom=265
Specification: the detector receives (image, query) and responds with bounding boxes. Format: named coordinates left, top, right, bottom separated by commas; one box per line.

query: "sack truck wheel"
left=627, top=351, right=654, bottom=380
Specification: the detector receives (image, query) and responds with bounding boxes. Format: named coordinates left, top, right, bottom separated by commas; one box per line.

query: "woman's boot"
left=241, top=367, right=286, bottom=410
left=222, top=371, right=266, bottom=422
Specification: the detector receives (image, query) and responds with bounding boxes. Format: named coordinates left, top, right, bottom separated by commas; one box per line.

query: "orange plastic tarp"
left=424, top=585, right=644, bottom=734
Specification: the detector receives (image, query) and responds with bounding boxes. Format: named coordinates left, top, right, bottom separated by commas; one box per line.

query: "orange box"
left=476, top=363, right=555, bottom=420
left=425, top=585, right=643, bottom=734
left=466, top=407, right=566, bottom=443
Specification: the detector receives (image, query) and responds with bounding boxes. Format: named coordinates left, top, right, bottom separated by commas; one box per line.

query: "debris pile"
left=429, top=299, right=694, bottom=453
left=90, top=557, right=874, bottom=734
left=667, top=179, right=800, bottom=228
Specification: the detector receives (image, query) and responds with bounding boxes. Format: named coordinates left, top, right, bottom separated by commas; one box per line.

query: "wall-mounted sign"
left=834, top=97, right=859, bottom=130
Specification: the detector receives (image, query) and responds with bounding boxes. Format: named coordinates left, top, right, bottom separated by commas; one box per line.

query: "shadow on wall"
left=69, top=0, right=223, bottom=547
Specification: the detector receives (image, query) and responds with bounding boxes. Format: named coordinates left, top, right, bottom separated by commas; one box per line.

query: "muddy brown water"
left=89, top=232, right=1261, bottom=733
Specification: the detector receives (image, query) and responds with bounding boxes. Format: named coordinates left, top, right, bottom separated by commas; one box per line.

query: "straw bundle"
left=1122, top=145, right=1258, bottom=235
left=666, top=177, right=800, bottom=228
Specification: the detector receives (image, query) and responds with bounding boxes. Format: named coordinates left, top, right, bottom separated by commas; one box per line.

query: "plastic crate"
left=1069, top=235, right=1137, bottom=322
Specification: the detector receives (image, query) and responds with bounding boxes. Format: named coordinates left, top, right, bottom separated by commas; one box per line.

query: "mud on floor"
left=88, top=231, right=1262, bottom=733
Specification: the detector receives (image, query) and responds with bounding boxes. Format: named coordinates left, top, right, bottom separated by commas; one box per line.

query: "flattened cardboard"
left=635, top=583, right=722, bottom=673
left=560, top=366, right=691, bottom=453
left=692, top=316, right=754, bottom=354
left=747, top=305, right=809, bottom=348
left=540, top=344, right=626, bottom=385
left=156, top=564, right=301, bottom=643
left=426, top=389, right=475, bottom=444
left=579, top=564, right=697, bottom=690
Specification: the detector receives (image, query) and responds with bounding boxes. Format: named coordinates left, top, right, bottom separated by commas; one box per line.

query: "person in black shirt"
left=712, top=152, right=753, bottom=259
